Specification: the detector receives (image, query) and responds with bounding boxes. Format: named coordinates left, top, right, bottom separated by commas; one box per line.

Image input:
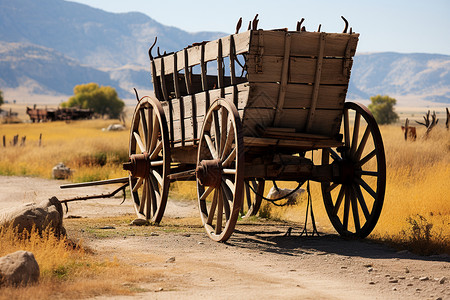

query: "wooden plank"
left=152, top=31, right=358, bottom=76
left=249, top=31, right=359, bottom=58
left=243, top=136, right=342, bottom=149
left=217, top=39, right=224, bottom=98
left=242, top=108, right=342, bottom=137
left=247, top=55, right=351, bottom=85
left=305, top=32, right=326, bottom=132
left=273, top=33, right=292, bottom=126
left=247, top=83, right=346, bottom=110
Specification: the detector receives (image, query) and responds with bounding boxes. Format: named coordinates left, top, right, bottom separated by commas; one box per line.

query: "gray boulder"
left=0, top=196, right=65, bottom=236
left=0, top=250, right=40, bottom=286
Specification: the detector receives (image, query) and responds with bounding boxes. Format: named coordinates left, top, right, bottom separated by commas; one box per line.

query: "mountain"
left=350, top=52, right=450, bottom=104
left=0, top=0, right=224, bottom=69
left=0, top=0, right=448, bottom=105
left=0, top=41, right=126, bottom=96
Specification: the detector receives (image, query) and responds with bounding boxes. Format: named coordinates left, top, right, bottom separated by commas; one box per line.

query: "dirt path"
left=1, top=176, right=449, bottom=299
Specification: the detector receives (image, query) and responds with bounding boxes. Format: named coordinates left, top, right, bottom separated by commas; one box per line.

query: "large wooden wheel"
left=321, top=102, right=386, bottom=239
left=124, top=96, right=171, bottom=223
left=241, top=179, right=265, bottom=218
left=196, top=99, right=244, bottom=242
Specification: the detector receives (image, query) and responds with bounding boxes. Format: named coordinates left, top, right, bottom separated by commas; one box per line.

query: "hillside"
left=0, top=0, right=448, bottom=105
left=0, top=41, right=127, bottom=97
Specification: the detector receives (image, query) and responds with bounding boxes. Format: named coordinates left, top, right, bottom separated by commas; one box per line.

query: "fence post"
left=39, top=133, right=42, bottom=147
left=2, top=135, right=5, bottom=147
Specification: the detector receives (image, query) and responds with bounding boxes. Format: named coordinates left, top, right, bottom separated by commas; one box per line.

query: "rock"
left=367, top=267, right=374, bottom=272
left=0, top=197, right=65, bottom=236
left=0, top=251, right=40, bottom=286
left=398, top=276, right=406, bottom=279
left=389, top=279, right=398, bottom=283
left=439, top=277, right=446, bottom=284
left=266, top=186, right=305, bottom=205
left=129, top=218, right=149, bottom=226
left=165, top=257, right=175, bottom=263
left=103, top=124, right=126, bottom=131
left=52, top=162, right=72, bottom=179
left=99, top=226, right=115, bottom=229
left=419, top=276, right=429, bottom=281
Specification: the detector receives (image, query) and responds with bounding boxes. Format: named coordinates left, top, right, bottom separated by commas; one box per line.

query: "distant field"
left=0, top=104, right=449, bottom=254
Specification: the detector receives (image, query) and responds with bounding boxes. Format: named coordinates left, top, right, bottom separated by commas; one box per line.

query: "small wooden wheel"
left=126, top=96, right=171, bottom=223
left=241, top=179, right=265, bottom=218
left=196, top=99, right=244, bottom=242
left=321, top=102, right=386, bottom=238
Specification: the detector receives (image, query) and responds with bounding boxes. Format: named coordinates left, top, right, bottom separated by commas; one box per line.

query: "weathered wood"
left=247, top=55, right=351, bottom=85
left=152, top=31, right=252, bottom=76
left=305, top=32, right=326, bottom=132
left=249, top=31, right=359, bottom=58
left=243, top=136, right=342, bottom=150
left=273, top=33, right=292, bottom=126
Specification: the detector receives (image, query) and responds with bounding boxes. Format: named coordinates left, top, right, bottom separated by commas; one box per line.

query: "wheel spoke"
left=350, top=187, right=361, bottom=232
left=358, top=170, right=378, bottom=176
left=354, top=125, right=370, bottom=161
left=220, top=121, right=234, bottom=161
left=350, top=112, right=361, bottom=156
left=149, top=113, right=159, bottom=152
left=205, top=133, right=218, bottom=159
left=133, top=131, right=146, bottom=153
left=152, top=170, right=163, bottom=187
left=326, top=182, right=339, bottom=193
left=222, top=168, right=236, bottom=175
left=206, top=189, right=218, bottom=225
left=332, top=185, right=345, bottom=215
left=357, top=149, right=376, bottom=167
left=140, top=108, right=148, bottom=147
left=329, top=148, right=342, bottom=161
left=343, top=186, right=350, bottom=231
left=200, top=186, right=214, bottom=201
left=222, top=186, right=231, bottom=220
left=215, top=187, right=223, bottom=234
left=213, top=110, right=221, bottom=152
left=343, top=109, right=350, bottom=148
left=356, top=178, right=377, bottom=199
left=146, top=179, right=152, bottom=218
left=223, top=177, right=235, bottom=196
left=245, top=182, right=251, bottom=209
left=149, top=141, right=163, bottom=160
left=222, top=147, right=236, bottom=167
left=132, top=177, right=144, bottom=192
left=139, top=181, right=147, bottom=214
left=353, top=184, right=370, bottom=220
left=220, top=108, right=228, bottom=156
left=146, top=108, right=153, bottom=152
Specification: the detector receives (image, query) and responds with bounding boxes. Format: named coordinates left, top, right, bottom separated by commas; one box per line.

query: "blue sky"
left=69, top=0, right=450, bottom=55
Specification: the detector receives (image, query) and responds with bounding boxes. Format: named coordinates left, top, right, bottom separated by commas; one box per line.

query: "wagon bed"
left=151, top=29, right=359, bottom=151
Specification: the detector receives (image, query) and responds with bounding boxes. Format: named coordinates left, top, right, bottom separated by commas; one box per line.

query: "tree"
left=62, top=83, right=124, bottom=119
left=368, top=95, right=399, bottom=125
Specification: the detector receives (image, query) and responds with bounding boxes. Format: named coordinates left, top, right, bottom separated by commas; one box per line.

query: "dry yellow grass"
left=0, top=225, right=162, bottom=299
left=0, top=120, right=129, bottom=181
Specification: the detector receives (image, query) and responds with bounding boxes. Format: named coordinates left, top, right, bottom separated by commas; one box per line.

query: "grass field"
left=1, top=109, right=449, bottom=256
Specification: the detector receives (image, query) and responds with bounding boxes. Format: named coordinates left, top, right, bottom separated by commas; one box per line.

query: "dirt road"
left=1, top=176, right=448, bottom=299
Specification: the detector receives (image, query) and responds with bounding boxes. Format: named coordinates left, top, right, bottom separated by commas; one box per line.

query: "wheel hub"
left=196, top=159, right=222, bottom=188
left=334, top=159, right=358, bottom=184
left=123, top=152, right=150, bottom=178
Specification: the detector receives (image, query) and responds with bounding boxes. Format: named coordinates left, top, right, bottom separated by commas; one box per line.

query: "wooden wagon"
left=120, top=20, right=386, bottom=242
left=59, top=19, right=385, bottom=242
